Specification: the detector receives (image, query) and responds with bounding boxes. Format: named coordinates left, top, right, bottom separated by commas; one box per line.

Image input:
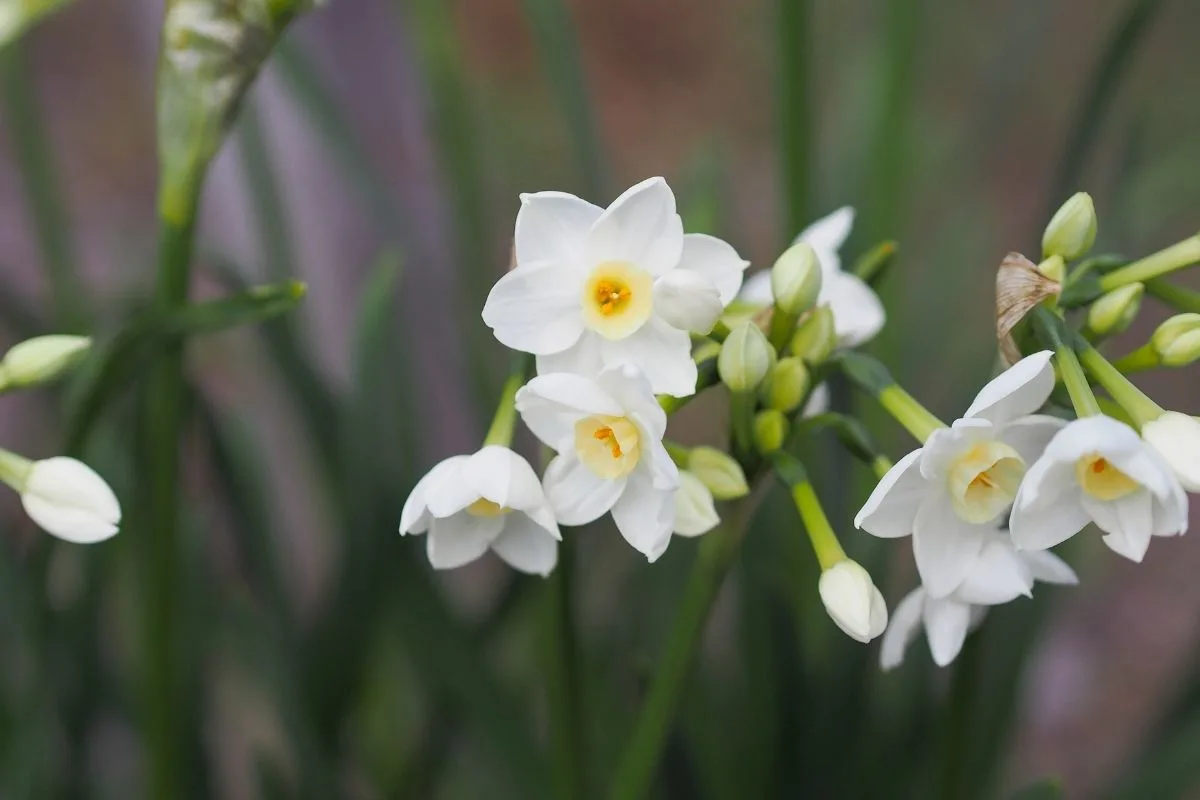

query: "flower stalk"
left=483, top=356, right=532, bottom=447
left=1077, top=343, right=1164, bottom=428
left=769, top=451, right=844, bottom=570
left=1098, top=234, right=1200, bottom=292
left=1031, top=306, right=1100, bottom=417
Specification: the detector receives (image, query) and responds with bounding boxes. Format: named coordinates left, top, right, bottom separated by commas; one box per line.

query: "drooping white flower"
left=515, top=364, right=680, bottom=561
left=674, top=471, right=719, bottom=537
left=1010, top=415, right=1188, bottom=562
left=482, top=177, right=749, bottom=397
left=400, top=446, right=561, bottom=575
left=881, top=533, right=1077, bottom=669
left=738, top=207, right=885, bottom=348
left=855, top=351, right=1065, bottom=597
left=18, top=457, right=121, bottom=544
left=1142, top=411, right=1200, bottom=492
left=819, top=559, right=888, bottom=643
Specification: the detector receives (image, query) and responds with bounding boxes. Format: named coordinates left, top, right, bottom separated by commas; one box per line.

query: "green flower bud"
left=770, top=242, right=822, bottom=316
left=1042, top=192, right=1097, bottom=261
left=790, top=306, right=837, bottom=364
left=1153, top=313, right=1200, bottom=367
left=687, top=446, right=750, bottom=500
left=760, top=357, right=810, bottom=413
left=0, top=335, right=90, bottom=391
left=753, top=409, right=789, bottom=455
left=1037, top=255, right=1066, bottom=284
left=1086, top=282, right=1143, bottom=338
left=718, top=322, right=775, bottom=392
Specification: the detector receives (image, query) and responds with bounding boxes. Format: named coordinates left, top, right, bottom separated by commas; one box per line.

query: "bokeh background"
left=1, top=0, right=1199, bottom=797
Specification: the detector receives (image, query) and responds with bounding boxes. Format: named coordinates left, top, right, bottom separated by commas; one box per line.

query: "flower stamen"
left=1075, top=454, right=1139, bottom=501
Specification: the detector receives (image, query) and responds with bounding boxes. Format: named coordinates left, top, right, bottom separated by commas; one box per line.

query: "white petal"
left=912, top=493, right=987, bottom=598
left=610, top=467, right=675, bottom=562
left=536, top=332, right=606, bottom=383
left=514, top=191, right=602, bottom=267
left=490, top=513, right=560, bottom=576
left=953, top=534, right=1033, bottom=605
left=20, top=458, right=121, bottom=544
left=1143, top=411, right=1200, bottom=492
left=881, top=588, right=925, bottom=671
left=674, top=471, right=719, bottom=537
left=515, top=373, right=621, bottom=451
left=542, top=454, right=624, bottom=525
left=594, top=363, right=668, bottom=440
left=678, top=233, right=749, bottom=305
left=399, top=456, right=468, bottom=534
left=822, top=272, right=884, bottom=348
left=426, top=513, right=504, bottom=570
left=424, top=458, right=483, bottom=518
left=640, top=437, right=680, bottom=491
left=463, top=446, right=545, bottom=512
left=1000, top=414, right=1068, bottom=467
left=481, top=261, right=585, bottom=355
left=1083, top=490, right=1154, bottom=562
left=1010, top=482, right=1090, bottom=551
left=600, top=318, right=696, bottom=398
left=819, top=560, right=887, bottom=643
left=1019, top=549, right=1078, bottom=586
left=587, top=177, right=684, bottom=276
left=797, top=207, right=854, bottom=267
left=920, top=418, right=993, bottom=481
left=737, top=271, right=773, bottom=306
left=923, top=596, right=972, bottom=667
left=802, top=383, right=830, bottom=418
left=854, top=449, right=925, bottom=538
left=962, top=351, right=1055, bottom=426
left=652, top=271, right=723, bottom=333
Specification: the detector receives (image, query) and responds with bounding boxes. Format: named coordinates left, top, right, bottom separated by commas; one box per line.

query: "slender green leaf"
left=777, top=0, right=812, bottom=239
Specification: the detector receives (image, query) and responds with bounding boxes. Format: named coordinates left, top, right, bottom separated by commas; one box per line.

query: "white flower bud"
left=1042, top=192, right=1097, bottom=261
left=0, top=335, right=90, bottom=390
left=18, top=457, right=120, bottom=544
left=1143, top=411, right=1200, bottom=492
left=818, top=559, right=887, bottom=643
left=770, top=241, right=822, bottom=315
left=687, top=446, right=749, bottom=500
left=1086, top=282, right=1142, bottom=338
left=718, top=322, right=774, bottom=392
left=790, top=306, right=837, bottom=364
left=1152, top=314, right=1200, bottom=367
left=674, top=471, right=720, bottom=537
left=760, top=357, right=810, bottom=413
left=753, top=409, right=789, bottom=455
left=652, top=270, right=724, bottom=334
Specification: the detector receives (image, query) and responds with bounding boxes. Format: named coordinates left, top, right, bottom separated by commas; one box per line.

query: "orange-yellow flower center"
left=1075, top=454, right=1139, bottom=501
left=594, top=280, right=632, bottom=316
left=575, top=415, right=641, bottom=479
left=593, top=425, right=623, bottom=458
left=581, top=262, right=653, bottom=340
left=947, top=440, right=1025, bottom=524
left=466, top=497, right=509, bottom=517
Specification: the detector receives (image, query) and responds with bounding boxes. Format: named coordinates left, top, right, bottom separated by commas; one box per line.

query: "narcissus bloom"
left=400, top=446, right=561, bottom=575
left=483, top=177, right=749, bottom=397
left=1010, top=415, right=1188, bottom=562
left=881, top=533, right=1077, bottom=669
left=819, top=559, right=888, bottom=643
left=515, top=364, right=679, bottom=561
left=855, top=351, right=1064, bottom=597
left=739, top=207, right=885, bottom=348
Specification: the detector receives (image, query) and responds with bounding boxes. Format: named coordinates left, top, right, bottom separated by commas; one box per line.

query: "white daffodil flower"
left=1010, top=415, right=1188, bottom=562
left=819, top=559, right=888, bottom=643
left=400, top=446, right=561, bottom=575
left=855, top=351, right=1065, bottom=597
left=515, top=364, right=680, bottom=561
left=1142, top=411, right=1200, bottom=492
left=482, top=177, right=749, bottom=397
left=738, top=207, right=885, bottom=348
left=674, top=471, right=719, bottom=537
left=881, top=533, right=1077, bottom=669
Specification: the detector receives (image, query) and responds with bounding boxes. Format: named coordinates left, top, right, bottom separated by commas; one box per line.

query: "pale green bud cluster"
left=718, top=322, right=775, bottom=392
left=1043, top=192, right=1097, bottom=261
left=1153, top=314, right=1200, bottom=367
left=1086, top=283, right=1143, bottom=339
left=770, top=242, right=822, bottom=316
left=0, top=335, right=90, bottom=392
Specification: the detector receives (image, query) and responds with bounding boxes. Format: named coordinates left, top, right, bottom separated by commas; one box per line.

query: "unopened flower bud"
left=1086, top=282, right=1143, bottom=338
left=770, top=241, right=822, bottom=316
left=753, top=409, right=789, bottom=455
left=718, top=322, right=774, bottom=392
left=0, top=451, right=121, bottom=544
left=790, top=306, right=837, bottom=364
left=818, top=559, right=887, bottom=643
left=760, top=357, right=811, bottom=413
left=0, top=335, right=90, bottom=390
left=687, top=446, right=749, bottom=500
left=674, top=471, right=720, bottom=537
left=1042, top=192, right=1097, bottom=261
left=1143, top=411, right=1200, bottom=492
left=1152, top=314, right=1200, bottom=367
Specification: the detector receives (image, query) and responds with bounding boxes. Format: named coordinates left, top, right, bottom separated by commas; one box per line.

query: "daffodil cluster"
left=0, top=335, right=121, bottom=543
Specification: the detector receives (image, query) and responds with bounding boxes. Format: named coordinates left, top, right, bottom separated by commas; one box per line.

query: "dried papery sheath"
left=995, top=252, right=1061, bottom=366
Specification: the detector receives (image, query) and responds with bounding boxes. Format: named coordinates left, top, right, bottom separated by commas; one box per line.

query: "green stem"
left=1099, top=235, right=1200, bottom=292
left=730, top=390, right=757, bottom=464
left=1077, top=343, right=1164, bottom=428
left=878, top=386, right=944, bottom=443
left=1145, top=278, right=1200, bottom=313
left=544, top=536, right=584, bottom=800
left=483, top=357, right=531, bottom=447
left=1030, top=306, right=1101, bottom=417
left=769, top=450, right=845, bottom=570
left=663, top=441, right=690, bottom=468
left=0, top=447, right=33, bottom=491
left=606, top=497, right=757, bottom=800
left=1112, top=343, right=1159, bottom=374
left=777, top=0, right=811, bottom=237
left=1, top=45, right=84, bottom=329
